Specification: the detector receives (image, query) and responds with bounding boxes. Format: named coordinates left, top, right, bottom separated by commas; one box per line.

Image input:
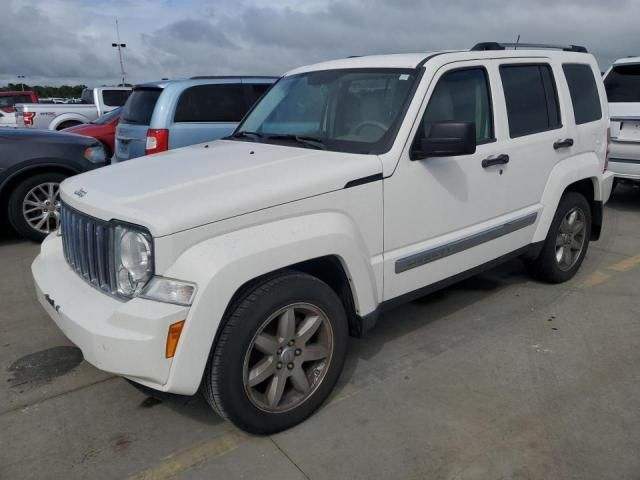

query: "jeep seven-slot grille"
left=61, top=203, right=117, bottom=295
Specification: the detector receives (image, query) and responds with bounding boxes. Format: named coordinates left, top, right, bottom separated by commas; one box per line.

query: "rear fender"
left=533, top=152, right=602, bottom=243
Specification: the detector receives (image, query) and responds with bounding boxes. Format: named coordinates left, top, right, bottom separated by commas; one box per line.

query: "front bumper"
left=32, top=234, right=189, bottom=388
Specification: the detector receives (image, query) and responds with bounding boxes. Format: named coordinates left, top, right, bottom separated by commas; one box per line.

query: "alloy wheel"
left=243, top=303, right=334, bottom=413
left=555, top=207, right=587, bottom=271
left=22, top=182, right=61, bottom=235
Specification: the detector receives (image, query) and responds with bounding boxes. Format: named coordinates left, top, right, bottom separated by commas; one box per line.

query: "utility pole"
left=111, top=18, right=127, bottom=86
left=17, top=75, right=25, bottom=91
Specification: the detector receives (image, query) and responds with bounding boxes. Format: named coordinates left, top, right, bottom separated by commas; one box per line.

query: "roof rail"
left=471, top=42, right=588, bottom=53
left=189, top=75, right=278, bottom=80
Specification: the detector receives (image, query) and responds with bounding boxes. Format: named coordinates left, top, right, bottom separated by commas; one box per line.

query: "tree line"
left=0, top=83, right=88, bottom=98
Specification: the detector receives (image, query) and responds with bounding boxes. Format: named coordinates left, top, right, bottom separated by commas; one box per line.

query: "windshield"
left=605, top=64, right=640, bottom=102
left=234, top=68, right=419, bottom=154
left=121, top=88, right=162, bottom=125
left=93, top=107, right=122, bottom=125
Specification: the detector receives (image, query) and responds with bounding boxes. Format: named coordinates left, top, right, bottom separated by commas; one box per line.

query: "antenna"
left=111, top=18, right=127, bottom=86
left=515, top=34, right=521, bottom=50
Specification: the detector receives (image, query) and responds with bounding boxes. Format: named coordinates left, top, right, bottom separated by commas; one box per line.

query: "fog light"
left=140, top=277, right=196, bottom=306
left=166, top=320, right=185, bottom=358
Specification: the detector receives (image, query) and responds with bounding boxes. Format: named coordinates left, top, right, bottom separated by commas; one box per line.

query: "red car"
left=63, top=107, right=121, bottom=158
left=0, top=90, right=39, bottom=113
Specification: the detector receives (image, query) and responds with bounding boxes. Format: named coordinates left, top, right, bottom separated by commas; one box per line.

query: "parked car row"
left=30, top=42, right=616, bottom=434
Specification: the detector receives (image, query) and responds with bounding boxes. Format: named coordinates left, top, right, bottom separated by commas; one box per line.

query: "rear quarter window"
left=121, top=88, right=162, bottom=125
left=563, top=64, right=602, bottom=124
left=174, top=84, right=247, bottom=122
left=500, top=64, right=561, bottom=138
left=604, top=64, right=640, bottom=102
left=103, top=90, right=131, bottom=107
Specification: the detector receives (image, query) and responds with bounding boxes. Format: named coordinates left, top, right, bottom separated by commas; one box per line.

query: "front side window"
left=563, top=64, right=602, bottom=124
left=604, top=64, right=640, bottom=102
left=234, top=68, right=419, bottom=154
left=500, top=64, right=561, bottom=138
left=417, top=67, right=493, bottom=144
left=174, top=84, right=247, bottom=123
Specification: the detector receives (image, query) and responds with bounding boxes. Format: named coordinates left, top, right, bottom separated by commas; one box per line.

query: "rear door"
left=115, top=87, right=162, bottom=161
left=491, top=59, right=572, bottom=217
left=169, top=82, right=248, bottom=149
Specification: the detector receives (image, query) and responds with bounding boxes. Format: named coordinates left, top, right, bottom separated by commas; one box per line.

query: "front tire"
left=529, top=191, right=591, bottom=283
left=203, top=271, right=348, bottom=434
left=7, top=172, right=66, bottom=241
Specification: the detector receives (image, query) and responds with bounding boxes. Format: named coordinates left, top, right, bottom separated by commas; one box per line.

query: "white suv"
left=32, top=42, right=614, bottom=434
left=604, top=56, right=640, bottom=185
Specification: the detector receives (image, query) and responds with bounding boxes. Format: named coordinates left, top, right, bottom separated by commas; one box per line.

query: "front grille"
left=61, top=203, right=118, bottom=295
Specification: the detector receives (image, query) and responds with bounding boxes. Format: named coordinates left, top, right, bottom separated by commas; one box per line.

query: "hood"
left=61, top=140, right=382, bottom=237
left=0, top=128, right=96, bottom=145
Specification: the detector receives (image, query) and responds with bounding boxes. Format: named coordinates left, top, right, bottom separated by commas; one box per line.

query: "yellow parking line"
left=579, top=270, right=611, bottom=288
left=128, top=430, right=249, bottom=480
left=608, top=254, right=640, bottom=273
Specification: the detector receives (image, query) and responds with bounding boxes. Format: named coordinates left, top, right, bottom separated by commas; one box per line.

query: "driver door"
left=383, top=60, right=526, bottom=301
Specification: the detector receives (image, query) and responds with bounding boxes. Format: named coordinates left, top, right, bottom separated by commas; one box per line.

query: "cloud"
left=1, top=0, right=639, bottom=87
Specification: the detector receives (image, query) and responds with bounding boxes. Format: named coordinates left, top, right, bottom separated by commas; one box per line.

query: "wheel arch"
left=533, top=153, right=604, bottom=243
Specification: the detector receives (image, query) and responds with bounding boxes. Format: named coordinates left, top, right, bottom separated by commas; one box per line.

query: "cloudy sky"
left=2, top=0, right=639, bottom=87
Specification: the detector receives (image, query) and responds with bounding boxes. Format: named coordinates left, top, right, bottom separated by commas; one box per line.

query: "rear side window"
left=500, top=64, right=561, bottom=138
left=604, top=64, right=640, bottom=102
left=103, top=90, right=131, bottom=107
left=563, top=64, right=602, bottom=124
left=419, top=67, right=494, bottom=143
left=174, top=84, right=247, bottom=122
left=121, top=88, right=162, bottom=125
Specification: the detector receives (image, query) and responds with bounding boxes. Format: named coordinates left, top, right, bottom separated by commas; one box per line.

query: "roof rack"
left=189, top=75, right=279, bottom=80
left=471, top=42, right=588, bottom=53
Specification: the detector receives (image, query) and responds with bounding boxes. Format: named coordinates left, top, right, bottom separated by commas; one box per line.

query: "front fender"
left=533, top=152, right=603, bottom=243
left=160, top=211, right=381, bottom=394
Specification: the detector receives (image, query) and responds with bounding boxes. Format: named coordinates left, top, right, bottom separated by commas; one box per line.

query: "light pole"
left=111, top=18, right=127, bottom=86
left=17, top=75, right=25, bottom=91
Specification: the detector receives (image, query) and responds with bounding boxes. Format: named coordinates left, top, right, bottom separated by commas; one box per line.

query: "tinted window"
left=500, top=64, right=561, bottom=137
left=419, top=68, right=493, bottom=143
left=248, top=83, right=271, bottom=103
left=121, top=88, right=162, bottom=125
left=0, top=95, right=32, bottom=108
left=604, top=64, right=640, bottom=102
left=174, top=84, right=247, bottom=122
left=563, top=64, right=602, bottom=124
left=102, top=90, right=130, bottom=107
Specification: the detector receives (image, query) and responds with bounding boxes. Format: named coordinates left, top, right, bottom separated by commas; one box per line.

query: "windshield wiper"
left=264, top=134, right=327, bottom=150
left=228, top=131, right=264, bottom=140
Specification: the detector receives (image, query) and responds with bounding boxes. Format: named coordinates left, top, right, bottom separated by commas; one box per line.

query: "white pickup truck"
left=15, top=87, right=130, bottom=130
left=33, top=44, right=614, bottom=434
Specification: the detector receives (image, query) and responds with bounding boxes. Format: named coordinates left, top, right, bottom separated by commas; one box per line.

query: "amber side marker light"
left=166, top=320, right=185, bottom=358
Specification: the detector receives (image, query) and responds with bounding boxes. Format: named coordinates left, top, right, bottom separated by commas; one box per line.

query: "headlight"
left=115, top=226, right=153, bottom=297
left=83, top=144, right=106, bottom=163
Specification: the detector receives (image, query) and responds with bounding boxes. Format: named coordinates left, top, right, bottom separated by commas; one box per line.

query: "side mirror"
left=410, top=121, right=476, bottom=160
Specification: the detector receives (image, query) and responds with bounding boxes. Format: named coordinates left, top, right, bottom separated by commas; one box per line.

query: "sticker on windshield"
left=399, top=74, right=410, bottom=80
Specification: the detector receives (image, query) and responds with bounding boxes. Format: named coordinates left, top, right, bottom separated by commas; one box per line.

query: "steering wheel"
left=352, top=121, right=388, bottom=136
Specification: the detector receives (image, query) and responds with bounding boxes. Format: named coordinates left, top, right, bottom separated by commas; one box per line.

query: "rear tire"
left=528, top=191, right=591, bottom=283
left=202, top=271, right=348, bottom=434
left=7, top=172, right=67, bottom=242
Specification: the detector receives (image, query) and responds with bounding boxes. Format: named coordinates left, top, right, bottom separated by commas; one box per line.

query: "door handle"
left=482, top=154, right=510, bottom=168
left=553, top=138, right=574, bottom=149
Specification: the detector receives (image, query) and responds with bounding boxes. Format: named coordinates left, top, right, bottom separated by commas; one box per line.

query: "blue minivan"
left=113, top=76, right=277, bottom=162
